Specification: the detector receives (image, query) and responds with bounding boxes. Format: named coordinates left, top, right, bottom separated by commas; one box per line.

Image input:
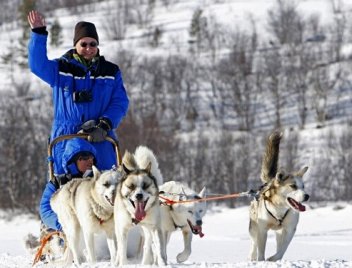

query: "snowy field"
left=0, top=203, right=351, bottom=268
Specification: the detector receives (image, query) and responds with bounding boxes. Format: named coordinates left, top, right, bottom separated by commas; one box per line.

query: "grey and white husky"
left=50, top=166, right=120, bottom=265
left=159, top=181, right=207, bottom=263
left=114, top=146, right=166, bottom=266
left=249, top=131, right=309, bottom=261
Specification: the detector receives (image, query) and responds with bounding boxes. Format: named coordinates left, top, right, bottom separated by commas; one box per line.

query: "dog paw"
left=267, top=255, right=281, bottom=262
left=177, top=251, right=191, bottom=263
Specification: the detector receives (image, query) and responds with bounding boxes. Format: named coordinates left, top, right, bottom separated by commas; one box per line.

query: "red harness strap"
left=32, top=231, right=61, bottom=266
left=159, top=192, right=247, bottom=205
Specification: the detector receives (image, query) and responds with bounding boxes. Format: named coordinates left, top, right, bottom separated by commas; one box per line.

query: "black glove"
left=88, top=127, right=107, bottom=142
left=79, top=118, right=112, bottom=142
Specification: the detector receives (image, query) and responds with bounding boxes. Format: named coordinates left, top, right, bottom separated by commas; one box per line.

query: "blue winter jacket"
left=39, top=138, right=97, bottom=231
left=28, top=31, right=129, bottom=174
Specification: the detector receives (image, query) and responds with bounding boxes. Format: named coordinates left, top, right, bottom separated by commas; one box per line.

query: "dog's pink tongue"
left=298, top=203, right=306, bottom=212
left=135, top=201, right=146, bottom=221
left=194, top=225, right=205, bottom=237
left=289, top=198, right=306, bottom=212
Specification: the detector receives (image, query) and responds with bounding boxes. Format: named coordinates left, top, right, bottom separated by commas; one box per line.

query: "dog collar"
left=95, top=213, right=112, bottom=225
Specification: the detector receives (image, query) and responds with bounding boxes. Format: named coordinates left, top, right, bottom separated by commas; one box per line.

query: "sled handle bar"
left=47, top=133, right=122, bottom=181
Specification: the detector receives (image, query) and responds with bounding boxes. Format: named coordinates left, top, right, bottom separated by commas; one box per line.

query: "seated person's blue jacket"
left=39, top=138, right=97, bottom=231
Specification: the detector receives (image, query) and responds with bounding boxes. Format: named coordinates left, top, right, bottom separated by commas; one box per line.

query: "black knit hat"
left=73, top=21, right=99, bottom=46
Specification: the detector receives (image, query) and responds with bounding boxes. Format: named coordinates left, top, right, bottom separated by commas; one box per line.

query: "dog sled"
left=47, top=133, right=122, bottom=181
left=33, top=133, right=122, bottom=266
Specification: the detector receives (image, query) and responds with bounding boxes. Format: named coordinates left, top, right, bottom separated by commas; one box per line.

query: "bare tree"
left=267, top=0, right=305, bottom=45
left=286, top=43, right=315, bottom=129
left=338, top=128, right=352, bottom=200
left=216, top=29, right=258, bottom=131
left=329, top=0, right=344, bottom=14
left=327, top=13, right=347, bottom=62
left=135, top=0, right=155, bottom=28
left=101, top=1, right=129, bottom=40
left=305, top=130, right=335, bottom=201
left=310, top=64, right=342, bottom=127
left=0, top=86, right=51, bottom=212
left=258, top=49, right=284, bottom=129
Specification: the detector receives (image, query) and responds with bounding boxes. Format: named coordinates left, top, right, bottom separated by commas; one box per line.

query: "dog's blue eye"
left=199, top=210, right=203, bottom=213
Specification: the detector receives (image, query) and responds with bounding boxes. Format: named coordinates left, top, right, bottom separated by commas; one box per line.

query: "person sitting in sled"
left=40, top=137, right=98, bottom=232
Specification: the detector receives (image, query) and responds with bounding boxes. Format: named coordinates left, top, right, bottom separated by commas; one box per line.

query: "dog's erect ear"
left=198, top=187, right=206, bottom=198
left=181, top=187, right=187, bottom=197
left=179, top=188, right=186, bottom=201
left=144, top=161, right=152, bottom=174
left=122, top=163, right=132, bottom=174
left=92, top=165, right=101, bottom=180
left=296, top=166, right=308, bottom=177
left=275, top=170, right=285, bottom=181
left=122, top=150, right=138, bottom=172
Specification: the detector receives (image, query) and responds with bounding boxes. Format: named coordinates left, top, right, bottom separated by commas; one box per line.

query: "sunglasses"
left=80, top=41, right=98, bottom=48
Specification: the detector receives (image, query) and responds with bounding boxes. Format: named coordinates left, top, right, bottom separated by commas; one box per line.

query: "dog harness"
left=264, top=200, right=289, bottom=226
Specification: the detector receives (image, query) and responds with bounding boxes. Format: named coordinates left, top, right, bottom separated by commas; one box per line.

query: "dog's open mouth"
left=287, top=197, right=306, bottom=212
left=130, top=199, right=148, bottom=221
left=105, top=196, right=114, bottom=206
left=187, top=219, right=204, bottom=237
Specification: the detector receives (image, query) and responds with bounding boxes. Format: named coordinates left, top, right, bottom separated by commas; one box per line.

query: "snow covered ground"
left=1, top=202, right=351, bottom=267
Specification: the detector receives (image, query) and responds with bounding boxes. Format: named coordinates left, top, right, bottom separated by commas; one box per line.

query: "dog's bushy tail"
left=260, top=131, right=283, bottom=183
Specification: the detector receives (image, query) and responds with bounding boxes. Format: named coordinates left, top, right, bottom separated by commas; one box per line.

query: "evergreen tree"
left=188, top=8, right=207, bottom=53
left=189, top=8, right=203, bottom=40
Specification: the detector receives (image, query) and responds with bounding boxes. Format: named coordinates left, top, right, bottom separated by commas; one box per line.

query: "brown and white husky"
left=248, top=131, right=309, bottom=261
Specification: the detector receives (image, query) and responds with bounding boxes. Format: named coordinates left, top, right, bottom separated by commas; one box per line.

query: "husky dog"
left=159, top=181, right=207, bottom=263
left=249, top=131, right=309, bottom=261
left=114, top=146, right=166, bottom=266
left=50, top=166, right=120, bottom=265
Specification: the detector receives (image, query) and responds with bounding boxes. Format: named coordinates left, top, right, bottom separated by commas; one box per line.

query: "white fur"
left=51, top=166, right=120, bottom=265
left=114, top=146, right=166, bottom=266
left=249, top=167, right=309, bottom=261
left=134, top=146, right=163, bottom=185
left=159, top=181, right=207, bottom=263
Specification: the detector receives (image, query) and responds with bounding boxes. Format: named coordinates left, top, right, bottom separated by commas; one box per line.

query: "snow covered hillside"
left=1, top=203, right=351, bottom=267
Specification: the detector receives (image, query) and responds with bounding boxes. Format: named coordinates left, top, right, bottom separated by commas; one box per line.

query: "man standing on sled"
left=27, top=10, right=129, bottom=175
